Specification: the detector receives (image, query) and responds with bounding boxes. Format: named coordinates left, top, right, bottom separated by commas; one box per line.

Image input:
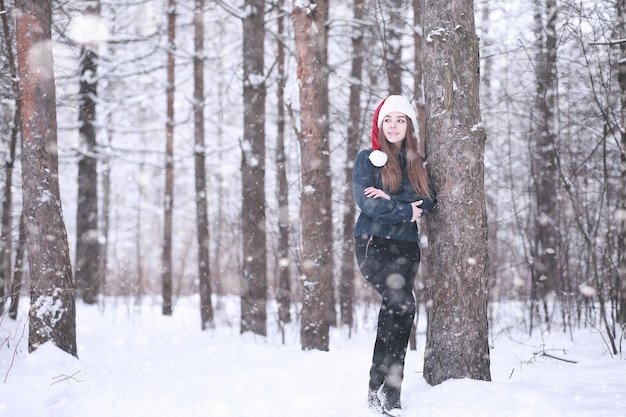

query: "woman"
left=353, top=95, right=435, bottom=416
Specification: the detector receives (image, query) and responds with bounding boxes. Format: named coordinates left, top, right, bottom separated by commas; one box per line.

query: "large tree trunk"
left=240, top=0, right=267, bottom=336
left=194, top=0, right=214, bottom=330
left=75, top=1, right=101, bottom=305
left=421, top=0, right=491, bottom=385
left=339, top=0, right=365, bottom=330
left=292, top=0, right=332, bottom=351
left=529, top=0, right=560, bottom=330
left=16, top=0, right=77, bottom=356
left=275, top=0, right=292, bottom=325
left=162, top=0, right=176, bottom=316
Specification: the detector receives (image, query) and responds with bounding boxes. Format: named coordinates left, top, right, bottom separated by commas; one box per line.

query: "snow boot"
left=380, top=385, right=403, bottom=417
left=367, top=387, right=383, bottom=414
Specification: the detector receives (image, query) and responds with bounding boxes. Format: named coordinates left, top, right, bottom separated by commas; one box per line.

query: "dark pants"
left=355, top=235, right=420, bottom=398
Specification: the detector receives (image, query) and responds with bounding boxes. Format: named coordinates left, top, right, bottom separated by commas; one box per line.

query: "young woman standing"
left=352, top=95, right=435, bottom=416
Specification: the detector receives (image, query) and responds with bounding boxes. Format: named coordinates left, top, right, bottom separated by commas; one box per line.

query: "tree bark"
left=421, top=0, right=491, bottom=385
left=75, top=1, right=101, bottom=305
left=100, top=114, right=112, bottom=299
left=276, top=0, right=292, bottom=325
left=411, top=0, right=426, bottom=351
left=240, top=0, right=267, bottom=336
left=617, top=0, right=626, bottom=325
left=162, top=0, right=176, bottom=316
left=135, top=162, right=145, bottom=307
left=292, top=0, right=332, bottom=351
left=8, top=212, right=26, bottom=320
left=529, top=0, right=560, bottom=331
left=194, top=0, right=214, bottom=330
left=385, top=0, right=404, bottom=94
left=339, top=0, right=365, bottom=330
left=412, top=0, right=426, bottom=148
left=16, top=0, right=77, bottom=356
left=0, top=0, right=19, bottom=312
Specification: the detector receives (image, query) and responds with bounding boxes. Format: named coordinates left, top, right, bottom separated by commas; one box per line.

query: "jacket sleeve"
left=352, top=150, right=413, bottom=224
left=390, top=193, right=435, bottom=213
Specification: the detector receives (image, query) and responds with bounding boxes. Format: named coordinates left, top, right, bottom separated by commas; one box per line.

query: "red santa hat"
left=371, top=95, right=418, bottom=150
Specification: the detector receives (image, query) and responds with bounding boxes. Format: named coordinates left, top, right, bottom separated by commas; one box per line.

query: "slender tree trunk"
left=215, top=98, right=225, bottom=298
left=100, top=115, right=112, bottom=298
left=75, top=1, right=101, bottom=305
left=385, top=0, right=404, bottom=94
left=194, top=0, right=213, bottom=330
left=292, top=0, right=332, bottom=351
left=135, top=162, right=145, bottom=307
left=339, top=0, right=365, bottom=330
left=413, top=0, right=426, bottom=148
left=410, top=0, right=426, bottom=351
left=529, top=0, right=559, bottom=329
left=240, top=0, right=267, bottom=336
left=162, top=0, right=176, bottom=316
left=16, top=0, right=77, bottom=356
left=276, top=0, right=292, bottom=325
left=617, top=0, right=626, bottom=325
left=0, top=0, right=19, bottom=311
left=0, top=111, right=18, bottom=312
left=479, top=0, right=500, bottom=309
left=214, top=81, right=225, bottom=298
left=421, top=0, right=491, bottom=385
left=8, top=212, right=26, bottom=320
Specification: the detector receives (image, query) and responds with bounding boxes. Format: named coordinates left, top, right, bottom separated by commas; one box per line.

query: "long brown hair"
left=378, top=119, right=432, bottom=199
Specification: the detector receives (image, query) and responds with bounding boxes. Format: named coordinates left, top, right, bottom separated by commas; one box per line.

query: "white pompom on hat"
left=371, top=95, right=418, bottom=150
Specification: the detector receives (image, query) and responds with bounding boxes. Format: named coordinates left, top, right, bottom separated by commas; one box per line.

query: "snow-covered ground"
left=1, top=296, right=625, bottom=417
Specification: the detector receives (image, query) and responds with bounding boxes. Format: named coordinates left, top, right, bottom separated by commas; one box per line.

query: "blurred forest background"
left=0, top=0, right=625, bottom=351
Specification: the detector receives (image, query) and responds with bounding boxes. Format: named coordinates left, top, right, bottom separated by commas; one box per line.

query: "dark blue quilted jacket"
left=352, top=148, right=435, bottom=242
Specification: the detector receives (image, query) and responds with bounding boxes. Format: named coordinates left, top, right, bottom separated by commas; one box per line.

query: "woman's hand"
left=410, top=200, right=423, bottom=222
left=364, top=187, right=390, bottom=200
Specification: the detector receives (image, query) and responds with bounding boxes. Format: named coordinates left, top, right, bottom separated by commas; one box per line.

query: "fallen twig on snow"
left=51, top=370, right=84, bottom=385
left=533, top=350, right=578, bottom=364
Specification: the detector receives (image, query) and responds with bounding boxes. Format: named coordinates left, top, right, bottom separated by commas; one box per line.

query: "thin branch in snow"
left=3, top=321, right=27, bottom=383
left=51, top=371, right=84, bottom=385
left=533, top=350, right=578, bottom=364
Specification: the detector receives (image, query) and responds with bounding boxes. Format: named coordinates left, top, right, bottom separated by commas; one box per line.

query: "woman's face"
left=382, top=112, right=408, bottom=147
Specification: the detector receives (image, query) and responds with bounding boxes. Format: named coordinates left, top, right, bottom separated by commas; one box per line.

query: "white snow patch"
left=1, top=297, right=624, bottom=417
